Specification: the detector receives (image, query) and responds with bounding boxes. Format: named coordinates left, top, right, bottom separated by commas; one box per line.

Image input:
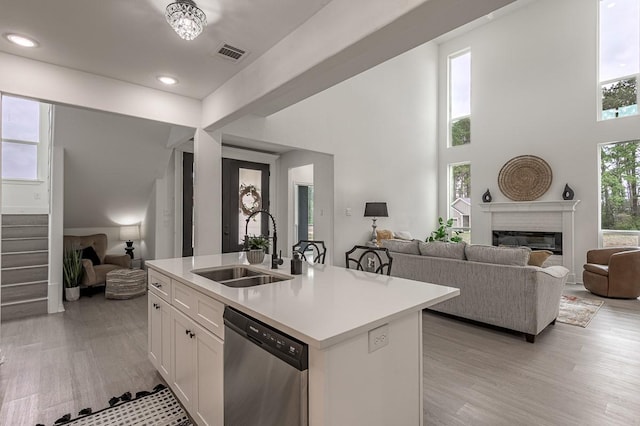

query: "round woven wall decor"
left=498, top=155, right=552, bottom=201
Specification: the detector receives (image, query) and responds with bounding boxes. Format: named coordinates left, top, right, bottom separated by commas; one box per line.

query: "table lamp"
left=364, top=202, right=388, bottom=242
left=120, top=225, right=140, bottom=259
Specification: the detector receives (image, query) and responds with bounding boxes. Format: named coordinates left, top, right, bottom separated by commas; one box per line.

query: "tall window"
left=600, top=140, right=640, bottom=246
left=449, top=162, right=471, bottom=242
left=1, top=96, right=43, bottom=180
left=449, top=50, right=471, bottom=146
left=599, top=0, right=640, bottom=120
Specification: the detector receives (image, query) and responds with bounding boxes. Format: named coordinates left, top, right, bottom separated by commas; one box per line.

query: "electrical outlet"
left=368, top=324, right=389, bottom=353
left=345, top=208, right=352, bottom=216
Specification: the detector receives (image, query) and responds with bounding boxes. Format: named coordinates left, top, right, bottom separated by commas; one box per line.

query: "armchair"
left=63, top=234, right=131, bottom=287
left=583, top=247, right=640, bottom=298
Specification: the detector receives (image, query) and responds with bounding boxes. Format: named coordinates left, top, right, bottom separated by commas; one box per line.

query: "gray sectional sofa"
left=382, top=239, right=569, bottom=343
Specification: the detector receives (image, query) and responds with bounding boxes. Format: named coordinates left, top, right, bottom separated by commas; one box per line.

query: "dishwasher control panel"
left=224, top=306, right=308, bottom=371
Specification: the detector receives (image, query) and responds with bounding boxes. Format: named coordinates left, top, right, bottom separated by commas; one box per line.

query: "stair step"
left=1, top=282, right=47, bottom=304
left=1, top=225, right=48, bottom=239
left=1, top=299, right=48, bottom=321
left=2, top=214, right=48, bottom=226
left=2, top=238, right=48, bottom=253
left=1, top=251, right=49, bottom=268
left=1, top=265, right=48, bottom=285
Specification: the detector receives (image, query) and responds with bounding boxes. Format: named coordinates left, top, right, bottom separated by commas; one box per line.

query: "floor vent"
left=215, top=43, right=247, bottom=62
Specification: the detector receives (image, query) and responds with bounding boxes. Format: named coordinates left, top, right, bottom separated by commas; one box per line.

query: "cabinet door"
left=148, top=292, right=172, bottom=380
left=171, top=308, right=196, bottom=410
left=193, top=322, right=224, bottom=426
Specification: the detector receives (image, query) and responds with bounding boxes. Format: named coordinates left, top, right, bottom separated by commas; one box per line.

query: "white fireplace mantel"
left=478, top=200, right=580, bottom=213
left=479, top=200, right=581, bottom=282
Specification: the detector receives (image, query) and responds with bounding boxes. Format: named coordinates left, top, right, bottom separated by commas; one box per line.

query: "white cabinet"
left=148, top=289, right=171, bottom=380
left=171, top=308, right=224, bottom=426
left=148, top=268, right=172, bottom=301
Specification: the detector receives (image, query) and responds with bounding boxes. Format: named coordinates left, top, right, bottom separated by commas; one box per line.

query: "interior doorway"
left=182, top=152, right=194, bottom=257
left=221, top=158, right=270, bottom=253
left=289, top=164, right=314, bottom=245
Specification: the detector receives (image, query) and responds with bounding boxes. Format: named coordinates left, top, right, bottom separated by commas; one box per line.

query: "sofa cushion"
left=82, top=246, right=101, bottom=266
left=419, top=241, right=466, bottom=260
left=584, top=263, right=609, bottom=276
left=465, top=244, right=531, bottom=266
left=528, top=250, right=553, bottom=267
left=381, top=239, right=421, bottom=255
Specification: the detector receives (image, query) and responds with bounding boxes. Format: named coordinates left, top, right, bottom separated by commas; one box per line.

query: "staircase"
left=1, top=214, right=49, bottom=321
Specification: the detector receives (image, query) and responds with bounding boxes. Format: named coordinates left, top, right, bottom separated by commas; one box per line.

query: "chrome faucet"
left=244, top=209, right=284, bottom=269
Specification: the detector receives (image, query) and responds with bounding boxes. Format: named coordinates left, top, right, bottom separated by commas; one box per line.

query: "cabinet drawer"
left=172, top=280, right=225, bottom=340
left=148, top=268, right=172, bottom=302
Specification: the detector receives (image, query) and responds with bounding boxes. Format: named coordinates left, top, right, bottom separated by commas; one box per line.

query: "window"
left=600, top=139, right=640, bottom=246
left=449, top=50, right=471, bottom=146
left=449, top=162, right=471, bottom=242
left=599, top=0, right=640, bottom=120
left=1, top=95, right=46, bottom=180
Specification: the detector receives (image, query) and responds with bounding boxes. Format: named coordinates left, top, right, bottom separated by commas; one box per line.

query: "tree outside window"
left=449, top=163, right=471, bottom=242
left=449, top=50, right=471, bottom=146
left=601, top=140, right=640, bottom=246
left=599, top=0, right=639, bottom=120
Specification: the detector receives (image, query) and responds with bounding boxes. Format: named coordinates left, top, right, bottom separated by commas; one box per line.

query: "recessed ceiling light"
left=157, top=76, right=178, bottom=85
left=4, top=33, right=38, bottom=48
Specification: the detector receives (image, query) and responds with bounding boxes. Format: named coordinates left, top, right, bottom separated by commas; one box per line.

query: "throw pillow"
left=528, top=250, right=553, bottom=267
left=376, top=229, right=394, bottom=246
left=393, top=231, right=413, bottom=240
left=81, top=246, right=101, bottom=266
left=419, top=241, right=467, bottom=260
left=465, top=244, right=531, bottom=266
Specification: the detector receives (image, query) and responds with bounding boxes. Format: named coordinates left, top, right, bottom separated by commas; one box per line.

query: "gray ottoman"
left=105, top=268, right=147, bottom=299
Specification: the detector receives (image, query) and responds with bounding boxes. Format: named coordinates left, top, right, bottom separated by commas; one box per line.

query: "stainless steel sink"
left=193, top=266, right=263, bottom=282
left=192, top=265, right=292, bottom=288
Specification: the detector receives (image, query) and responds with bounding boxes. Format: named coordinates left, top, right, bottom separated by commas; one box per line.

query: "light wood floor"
left=0, top=292, right=162, bottom=426
left=0, top=285, right=638, bottom=425
left=423, top=284, right=640, bottom=426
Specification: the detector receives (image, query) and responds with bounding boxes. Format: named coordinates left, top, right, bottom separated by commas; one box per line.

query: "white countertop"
left=147, top=253, right=459, bottom=349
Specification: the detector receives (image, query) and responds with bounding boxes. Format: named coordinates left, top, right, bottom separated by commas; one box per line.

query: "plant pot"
left=246, top=249, right=266, bottom=264
left=65, top=287, right=80, bottom=301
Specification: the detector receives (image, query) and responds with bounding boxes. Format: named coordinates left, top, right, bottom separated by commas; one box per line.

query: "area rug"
left=37, top=384, right=193, bottom=426
left=557, top=294, right=604, bottom=328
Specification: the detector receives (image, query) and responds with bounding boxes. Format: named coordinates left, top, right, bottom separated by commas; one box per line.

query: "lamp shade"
left=364, top=202, right=388, bottom=217
left=120, top=225, right=140, bottom=241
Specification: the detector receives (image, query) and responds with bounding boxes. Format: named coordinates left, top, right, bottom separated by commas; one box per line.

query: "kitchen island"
left=146, top=253, right=459, bottom=426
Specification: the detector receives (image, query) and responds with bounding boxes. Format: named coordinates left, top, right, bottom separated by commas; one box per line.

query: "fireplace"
left=492, top=230, right=563, bottom=255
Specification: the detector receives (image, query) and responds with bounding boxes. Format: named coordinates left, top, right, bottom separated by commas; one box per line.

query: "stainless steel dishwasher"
left=223, top=307, right=308, bottom=426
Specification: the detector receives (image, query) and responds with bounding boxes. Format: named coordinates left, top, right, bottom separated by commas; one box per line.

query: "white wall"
left=193, top=129, right=222, bottom=255
left=437, top=0, right=640, bottom=282
left=54, top=105, right=174, bottom=229
left=141, top=187, right=157, bottom=261
left=223, top=41, right=440, bottom=265
left=63, top=227, right=136, bottom=257
left=279, top=152, right=334, bottom=260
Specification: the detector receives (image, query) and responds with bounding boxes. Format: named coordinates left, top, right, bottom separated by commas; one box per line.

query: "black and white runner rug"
left=36, top=384, right=193, bottom=426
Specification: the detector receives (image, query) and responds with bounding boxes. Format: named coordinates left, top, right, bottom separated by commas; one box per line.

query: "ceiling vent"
left=215, top=43, right=247, bottom=63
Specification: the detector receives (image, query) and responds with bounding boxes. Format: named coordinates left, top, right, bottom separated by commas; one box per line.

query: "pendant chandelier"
left=165, top=0, right=207, bottom=41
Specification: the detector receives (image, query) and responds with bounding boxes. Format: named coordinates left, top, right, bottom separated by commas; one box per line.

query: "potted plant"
left=427, top=217, right=463, bottom=243
left=63, top=248, right=84, bottom=301
left=246, top=235, right=270, bottom=264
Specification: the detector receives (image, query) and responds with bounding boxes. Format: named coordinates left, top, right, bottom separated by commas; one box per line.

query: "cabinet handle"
left=185, top=329, right=191, bottom=335
left=189, top=332, right=195, bottom=339
left=154, top=304, right=160, bottom=310
left=152, top=282, right=162, bottom=288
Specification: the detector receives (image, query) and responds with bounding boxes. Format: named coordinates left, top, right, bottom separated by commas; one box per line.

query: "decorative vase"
left=482, top=189, right=492, bottom=203
left=562, top=183, right=575, bottom=200
left=65, top=287, right=80, bottom=301
left=246, top=249, right=266, bottom=264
